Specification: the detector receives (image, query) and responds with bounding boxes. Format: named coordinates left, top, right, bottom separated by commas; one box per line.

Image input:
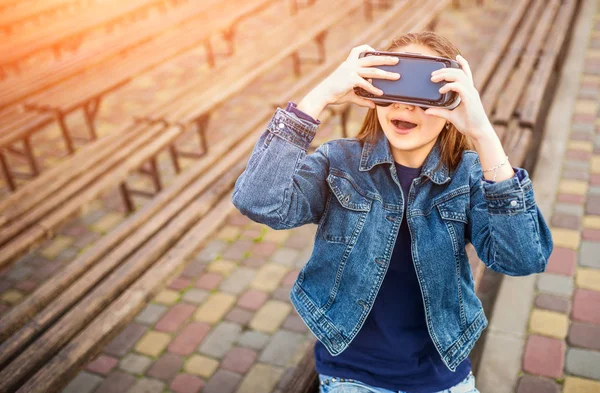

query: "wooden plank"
left=14, top=193, right=238, bottom=393
left=492, top=0, right=560, bottom=124
left=480, top=0, right=544, bottom=114
left=519, top=0, right=579, bottom=126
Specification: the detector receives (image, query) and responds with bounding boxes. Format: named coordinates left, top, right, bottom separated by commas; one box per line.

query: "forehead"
left=393, top=43, right=439, bottom=57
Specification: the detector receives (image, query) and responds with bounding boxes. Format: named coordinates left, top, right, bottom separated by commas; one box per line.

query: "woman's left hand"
left=424, top=54, right=493, bottom=141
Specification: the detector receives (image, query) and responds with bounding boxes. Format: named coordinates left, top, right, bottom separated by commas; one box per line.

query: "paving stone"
left=170, top=373, right=205, bottom=393
left=534, top=294, right=571, bottom=314
left=181, top=259, right=207, bottom=278
left=40, top=235, right=74, bottom=259
left=135, top=304, right=167, bottom=326
left=251, top=241, right=278, bottom=257
left=221, top=346, right=258, bottom=374
left=105, top=323, right=148, bottom=357
left=155, top=303, right=195, bottom=333
left=249, top=300, right=292, bottom=334
left=259, top=329, right=306, bottom=367
left=282, top=269, right=300, bottom=287
left=7, top=266, right=32, bottom=281
left=528, top=309, right=569, bottom=339
left=557, top=193, right=586, bottom=205
left=572, top=288, right=600, bottom=324
left=184, top=354, right=219, bottom=378
left=592, top=155, right=600, bottom=173
left=272, top=287, right=291, bottom=302
left=167, top=322, right=211, bottom=356
left=250, top=263, right=289, bottom=292
left=563, top=376, right=600, bottom=393
left=195, top=272, right=223, bottom=290
left=219, top=267, right=257, bottom=295
left=195, top=239, right=228, bottom=262
left=60, top=371, right=103, bottom=393
left=586, top=195, right=600, bottom=214
left=181, top=288, right=209, bottom=304
left=551, top=228, right=581, bottom=250
left=536, top=273, right=574, bottom=297
left=522, top=335, right=565, bottom=379
left=515, top=375, right=560, bottom=393
left=270, top=247, right=301, bottom=267
left=127, top=378, right=165, bottom=393
left=546, top=247, right=577, bottom=276
left=216, top=226, right=242, bottom=242
left=241, top=255, right=267, bottom=268
left=225, top=306, right=254, bottom=325
left=152, top=289, right=180, bottom=305
left=168, top=276, right=191, bottom=291
left=580, top=241, right=600, bottom=268
left=119, top=353, right=153, bottom=375
left=236, top=330, right=271, bottom=350
left=135, top=331, right=172, bottom=357
left=282, top=314, right=309, bottom=333
left=576, top=267, right=600, bottom=291
left=198, top=321, right=243, bottom=358
left=94, top=370, right=136, bottom=393
left=583, top=228, right=600, bottom=241
left=558, top=180, right=588, bottom=196
left=85, top=354, right=118, bottom=375
left=262, top=230, right=291, bottom=245
left=90, top=212, right=124, bottom=234
left=1, top=289, right=24, bottom=305
left=222, top=239, right=254, bottom=260
left=565, top=347, right=600, bottom=380
left=207, top=259, right=238, bottom=277
left=147, top=353, right=184, bottom=381
left=237, top=289, right=268, bottom=310
left=554, top=202, right=585, bottom=216
left=234, top=363, right=284, bottom=393
left=194, top=292, right=236, bottom=324
left=14, top=279, right=37, bottom=292
left=568, top=321, right=600, bottom=350
left=551, top=213, right=581, bottom=230
left=202, top=369, right=243, bottom=393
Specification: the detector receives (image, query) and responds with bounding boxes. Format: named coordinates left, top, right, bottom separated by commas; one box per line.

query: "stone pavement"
left=478, top=1, right=600, bottom=392
left=0, top=1, right=531, bottom=392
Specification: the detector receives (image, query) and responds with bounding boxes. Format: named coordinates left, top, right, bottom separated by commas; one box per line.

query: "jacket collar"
left=359, top=131, right=450, bottom=185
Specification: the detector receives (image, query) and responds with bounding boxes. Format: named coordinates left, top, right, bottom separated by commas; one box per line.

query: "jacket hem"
left=443, top=308, right=488, bottom=371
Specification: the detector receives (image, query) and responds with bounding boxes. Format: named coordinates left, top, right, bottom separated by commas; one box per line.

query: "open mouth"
left=391, top=119, right=417, bottom=130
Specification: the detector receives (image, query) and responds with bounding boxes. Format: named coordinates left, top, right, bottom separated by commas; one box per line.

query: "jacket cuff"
left=286, top=101, right=322, bottom=125
left=482, top=167, right=534, bottom=214
left=482, top=166, right=526, bottom=184
left=268, top=107, right=318, bottom=151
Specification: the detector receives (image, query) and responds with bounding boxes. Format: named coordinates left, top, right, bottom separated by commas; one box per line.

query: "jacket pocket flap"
left=436, top=193, right=468, bottom=223
left=326, top=173, right=371, bottom=212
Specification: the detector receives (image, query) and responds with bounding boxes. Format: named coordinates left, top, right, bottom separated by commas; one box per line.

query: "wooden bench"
left=0, top=0, right=93, bottom=36
left=0, top=1, right=454, bottom=391
left=0, top=0, right=177, bottom=77
left=0, top=0, right=329, bottom=267
left=281, top=0, right=581, bottom=391
left=0, top=0, right=278, bottom=192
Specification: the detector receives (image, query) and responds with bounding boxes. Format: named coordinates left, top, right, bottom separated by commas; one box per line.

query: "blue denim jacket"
left=231, top=106, right=554, bottom=372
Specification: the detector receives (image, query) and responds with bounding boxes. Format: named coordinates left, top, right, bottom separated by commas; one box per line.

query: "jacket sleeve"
left=231, top=107, right=330, bottom=230
left=467, top=155, right=554, bottom=276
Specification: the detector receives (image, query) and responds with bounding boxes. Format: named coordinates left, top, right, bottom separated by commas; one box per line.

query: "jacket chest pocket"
left=435, top=190, right=469, bottom=256
left=319, top=172, right=372, bottom=244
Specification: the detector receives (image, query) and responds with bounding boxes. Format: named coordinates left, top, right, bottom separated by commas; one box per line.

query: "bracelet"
left=482, top=155, right=509, bottom=182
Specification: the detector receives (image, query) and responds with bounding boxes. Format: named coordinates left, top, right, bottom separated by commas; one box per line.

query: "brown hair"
left=354, top=31, right=474, bottom=175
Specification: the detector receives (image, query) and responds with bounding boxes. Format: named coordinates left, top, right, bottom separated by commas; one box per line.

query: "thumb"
left=424, top=108, right=450, bottom=121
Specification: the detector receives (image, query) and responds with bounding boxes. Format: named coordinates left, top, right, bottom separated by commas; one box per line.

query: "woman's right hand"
left=317, top=44, right=401, bottom=108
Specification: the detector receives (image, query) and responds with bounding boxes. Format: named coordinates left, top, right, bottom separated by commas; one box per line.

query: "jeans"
left=317, top=370, right=480, bottom=393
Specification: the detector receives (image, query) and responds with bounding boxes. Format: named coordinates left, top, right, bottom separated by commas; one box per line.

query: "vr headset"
left=353, top=51, right=462, bottom=110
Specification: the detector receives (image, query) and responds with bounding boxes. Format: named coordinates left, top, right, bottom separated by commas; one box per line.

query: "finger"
left=430, top=71, right=463, bottom=83
left=424, top=107, right=452, bottom=121
left=439, top=82, right=468, bottom=98
left=456, top=54, right=473, bottom=83
left=358, top=54, right=400, bottom=67
left=348, top=44, right=378, bottom=60
left=349, top=94, right=377, bottom=109
left=431, top=68, right=469, bottom=83
left=356, top=75, right=383, bottom=96
left=358, top=67, right=401, bottom=80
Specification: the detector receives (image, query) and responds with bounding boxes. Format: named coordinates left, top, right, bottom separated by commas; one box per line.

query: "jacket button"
left=278, top=122, right=285, bottom=129
left=510, top=200, right=517, bottom=206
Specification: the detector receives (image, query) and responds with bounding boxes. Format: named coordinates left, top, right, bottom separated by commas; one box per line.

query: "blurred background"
left=0, top=0, right=598, bottom=392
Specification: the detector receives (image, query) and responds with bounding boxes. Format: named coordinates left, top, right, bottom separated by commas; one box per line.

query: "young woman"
left=232, top=31, right=553, bottom=393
